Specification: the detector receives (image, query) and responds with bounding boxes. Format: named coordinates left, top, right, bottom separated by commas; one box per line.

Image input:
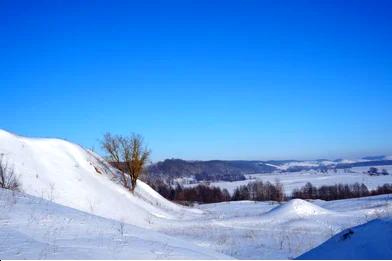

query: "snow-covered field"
left=0, top=189, right=229, bottom=259
left=1, top=187, right=391, bottom=259
left=190, top=166, right=392, bottom=195
left=1, top=129, right=392, bottom=259
left=159, top=195, right=392, bottom=259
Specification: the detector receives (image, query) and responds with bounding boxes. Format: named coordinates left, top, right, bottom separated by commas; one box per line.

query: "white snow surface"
left=0, top=188, right=229, bottom=259
left=298, top=218, right=392, bottom=259
left=1, top=129, right=392, bottom=259
left=264, top=198, right=333, bottom=218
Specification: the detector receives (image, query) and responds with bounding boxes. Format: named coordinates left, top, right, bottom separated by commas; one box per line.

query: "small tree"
left=0, top=157, right=20, bottom=191
left=274, top=179, right=284, bottom=202
left=368, top=167, right=379, bottom=176
left=101, top=133, right=150, bottom=192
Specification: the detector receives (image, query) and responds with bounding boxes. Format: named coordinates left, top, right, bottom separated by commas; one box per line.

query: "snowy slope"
left=0, top=188, right=229, bottom=259
left=298, top=218, right=392, bottom=259
left=0, top=129, right=200, bottom=228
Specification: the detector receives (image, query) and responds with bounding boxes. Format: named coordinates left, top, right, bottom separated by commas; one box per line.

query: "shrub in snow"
left=368, top=167, right=379, bottom=176
left=0, top=157, right=20, bottom=191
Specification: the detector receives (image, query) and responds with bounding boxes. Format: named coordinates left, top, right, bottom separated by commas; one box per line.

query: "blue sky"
left=1, top=0, right=391, bottom=161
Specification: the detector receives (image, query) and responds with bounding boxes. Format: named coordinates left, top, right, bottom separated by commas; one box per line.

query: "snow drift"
left=0, top=129, right=200, bottom=228
left=265, top=199, right=333, bottom=219
left=298, top=218, right=392, bottom=259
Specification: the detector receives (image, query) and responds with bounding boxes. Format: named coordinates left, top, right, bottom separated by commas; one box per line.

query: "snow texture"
left=298, top=218, right=392, bottom=259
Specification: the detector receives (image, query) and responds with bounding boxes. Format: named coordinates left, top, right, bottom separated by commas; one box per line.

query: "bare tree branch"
left=101, top=133, right=150, bottom=192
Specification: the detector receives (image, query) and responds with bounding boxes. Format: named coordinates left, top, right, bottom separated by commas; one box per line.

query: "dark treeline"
left=292, top=182, right=392, bottom=201
left=148, top=179, right=284, bottom=204
left=232, top=181, right=284, bottom=202
left=148, top=179, right=231, bottom=204
left=147, top=178, right=392, bottom=204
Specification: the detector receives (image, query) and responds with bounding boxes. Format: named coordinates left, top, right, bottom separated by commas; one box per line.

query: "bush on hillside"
left=0, top=157, right=20, bottom=191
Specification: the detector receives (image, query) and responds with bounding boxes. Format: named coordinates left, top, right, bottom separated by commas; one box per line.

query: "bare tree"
left=274, top=179, right=284, bottom=203
left=0, top=157, right=20, bottom=191
left=101, top=133, right=127, bottom=187
left=101, top=133, right=150, bottom=192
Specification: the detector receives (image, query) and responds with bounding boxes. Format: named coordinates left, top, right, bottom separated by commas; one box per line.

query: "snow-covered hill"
left=298, top=218, right=392, bottom=259
left=0, top=129, right=199, bottom=228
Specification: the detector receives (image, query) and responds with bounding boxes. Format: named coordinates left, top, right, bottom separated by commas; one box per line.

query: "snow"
left=279, top=161, right=321, bottom=170
left=0, top=188, right=229, bottom=259
left=1, top=129, right=392, bottom=259
left=158, top=195, right=392, bottom=259
left=3, top=188, right=390, bottom=259
left=264, top=199, right=333, bottom=218
left=335, top=159, right=357, bottom=164
left=298, top=218, right=392, bottom=260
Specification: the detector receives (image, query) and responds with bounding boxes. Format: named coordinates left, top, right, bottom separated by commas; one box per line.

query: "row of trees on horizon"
left=146, top=179, right=392, bottom=204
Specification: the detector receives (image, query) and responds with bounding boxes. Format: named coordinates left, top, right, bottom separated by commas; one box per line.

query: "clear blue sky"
left=1, top=0, right=391, bottom=161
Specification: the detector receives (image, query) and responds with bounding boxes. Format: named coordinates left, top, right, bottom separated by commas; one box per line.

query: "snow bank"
left=0, top=129, right=200, bottom=228
left=298, top=218, right=392, bottom=259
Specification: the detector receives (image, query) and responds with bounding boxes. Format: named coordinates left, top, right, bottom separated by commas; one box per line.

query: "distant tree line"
left=147, top=179, right=285, bottom=204
left=367, top=167, right=389, bottom=176
left=292, top=182, right=392, bottom=201
left=148, top=180, right=231, bottom=204
left=231, top=180, right=284, bottom=202
left=146, top=178, right=392, bottom=204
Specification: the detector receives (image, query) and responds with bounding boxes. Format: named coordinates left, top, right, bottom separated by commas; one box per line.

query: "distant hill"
left=335, top=160, right=392, bottom=169
left=147, top=157, right=392, bottom=182
left=147, top=159, right=276, bottom=181
left=362, top=155, right=387, bottom=161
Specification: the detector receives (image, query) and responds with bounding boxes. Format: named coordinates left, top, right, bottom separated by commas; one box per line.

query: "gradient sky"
left=1, top=0, right=392, bottom=161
